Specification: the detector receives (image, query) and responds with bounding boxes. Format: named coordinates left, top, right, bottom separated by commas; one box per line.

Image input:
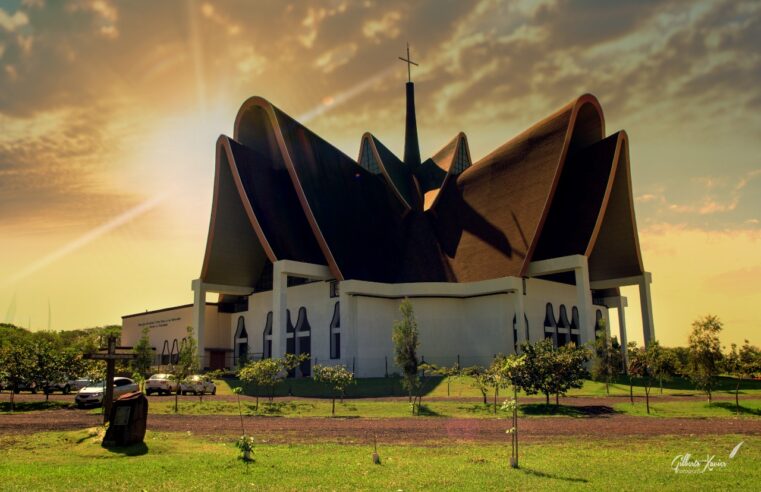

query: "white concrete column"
left=271, top=261, right=288, bottom=359
left=639, top=272, right=655, bottom=346
left=513, top=287, right=527, bottom=351
left=573, top=259, right=595, bottom=346
left=191, top=279, right=206, bottom=368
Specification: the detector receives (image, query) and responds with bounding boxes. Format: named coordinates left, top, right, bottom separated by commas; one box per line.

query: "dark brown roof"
left=200, top=94, right=644, bottom=288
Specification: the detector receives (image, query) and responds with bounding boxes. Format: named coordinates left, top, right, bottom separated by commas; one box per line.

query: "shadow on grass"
left=417, top=404, right=442, bottom=417
left=246, top=401, right=317, bottom=416
left=712, top=402, right=761, bottom=416
left=518, top=466, right=589, bottom=483
left=103, top=442, right=149, bottom=456
left=461, top=404, right=506, bottom=417
left=520, top=404, right=617, bottom=418
left=0, top=401, right=73, bottom=413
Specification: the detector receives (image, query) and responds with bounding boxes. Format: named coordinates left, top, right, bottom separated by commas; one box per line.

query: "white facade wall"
left=235, top=276, right=610, bottom=378
left=122, top=304, right=230, bottom=367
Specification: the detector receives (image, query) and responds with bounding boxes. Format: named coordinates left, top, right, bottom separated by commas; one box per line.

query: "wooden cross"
left=398, top=42, right=419, bottom=82
left=84, top=335, right=137, bottom=424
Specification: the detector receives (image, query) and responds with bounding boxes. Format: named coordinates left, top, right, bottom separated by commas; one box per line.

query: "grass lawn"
left=216, top=374, right=761, bottom=400
left=0, top=430, right=756, bottom=491
left=131, top=396, right=761, bottom=419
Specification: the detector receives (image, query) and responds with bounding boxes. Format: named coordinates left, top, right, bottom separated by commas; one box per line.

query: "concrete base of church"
left=124, top=259, right=655, bottom=376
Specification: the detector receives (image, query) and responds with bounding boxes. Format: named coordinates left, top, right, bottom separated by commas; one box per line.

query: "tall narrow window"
left=295, top=307, right=311, bottom=376
left=543, top=303, right=558, bottom=348
left=234, top=316, right=249, bottom=366
left=595, top=310, right=604, bottom=338
left=262, top=312, right=273, bottom=359
left=557, top=305, right=570, bottom=347
left=330, top=302, right=341, bottom=359
left=570, top=307, right=581, bottom=346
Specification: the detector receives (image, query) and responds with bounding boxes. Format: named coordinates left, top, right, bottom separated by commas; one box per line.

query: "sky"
left=0, top=0, right=759, bottom=348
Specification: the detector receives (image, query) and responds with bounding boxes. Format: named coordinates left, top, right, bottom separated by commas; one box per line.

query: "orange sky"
left=1, top=0, right=759, bottom=348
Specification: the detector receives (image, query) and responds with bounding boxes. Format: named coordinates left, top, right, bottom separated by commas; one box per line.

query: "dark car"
left=11, top=381, right=38, bottom=394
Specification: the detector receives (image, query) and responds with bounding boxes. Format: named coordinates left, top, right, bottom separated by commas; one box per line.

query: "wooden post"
left=83, top=336, right=137, bottom=425
left=103, top=336, right=116, bottom=424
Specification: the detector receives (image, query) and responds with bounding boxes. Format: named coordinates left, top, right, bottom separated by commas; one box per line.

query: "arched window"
left=295, top=308, right=311, bottom=376
left=161, top=340, right=170, bottom=366
left=557, top=305, right=571, bottom=347
left=543, top=303, right=558, bottom=348
left=262, top=312, right=273, bottom=359
left=595, top=309, right=604, bottom=338
left=570, top=307, right=581, bottom=346
left=235, top=316, right=249, bottom=366
left=170, top=338, right=179, bottom=365
left=285, top=309, right=295, bottom=356
left=330, top=302, right=340, bottom=360
left=512, top=314, right=530, bottom=353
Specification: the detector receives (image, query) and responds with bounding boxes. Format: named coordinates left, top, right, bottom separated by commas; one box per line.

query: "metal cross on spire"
left=398, top=42, right=419, bottom=82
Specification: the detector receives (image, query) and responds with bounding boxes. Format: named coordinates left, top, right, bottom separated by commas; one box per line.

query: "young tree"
left=436, top=363, right=461, bottom=397
left=687, top=315, right=723, bottom=404
left=488, top=355, right=512, bottom=414
left=501, top=354, right=526, bottom=469
left=553, top=343, right=591, bottom=405
left=724, top=340, right=761, bottom=415
left=591, top=332, right=622, bottom=395
left=239, top=358, right=284, bottom=410
left=30, top=340, right=66, bottom=402
left=312, top=364, right=355, bottom=416
left=173, top=327, right=200, bottom=413
left=0, top=340, right=35, bottom=411
left=464, top=365, right=490, bottom=405
left=627, top=344, right=654, bottom=414
left=392, top=299, right=420, bottom=415
left=131, top=327, right=154, bottom=388
left=647, top=341, right=676, bottom=395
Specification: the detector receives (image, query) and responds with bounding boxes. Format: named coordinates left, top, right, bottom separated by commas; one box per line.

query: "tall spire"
left=399, top=43, right=421, bottom=169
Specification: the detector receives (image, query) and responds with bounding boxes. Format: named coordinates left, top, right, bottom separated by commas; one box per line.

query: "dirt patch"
left=1, top=410, right=759, bottom=444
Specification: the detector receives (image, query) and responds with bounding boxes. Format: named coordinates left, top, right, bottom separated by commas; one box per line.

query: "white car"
left=75, top=377, right=138, bottom=408
left=179, top=375, right=216, bottom=395
left=68, top=378, right=93, bottom=392
left=145, top=374, right=179, bottom=396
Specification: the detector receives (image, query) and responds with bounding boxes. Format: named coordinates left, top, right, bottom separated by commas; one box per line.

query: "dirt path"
left=1, top=410, right=759, bottom=444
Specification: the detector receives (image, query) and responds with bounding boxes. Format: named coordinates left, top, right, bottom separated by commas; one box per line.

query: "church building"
left=122, top=55, right=655, bottom=376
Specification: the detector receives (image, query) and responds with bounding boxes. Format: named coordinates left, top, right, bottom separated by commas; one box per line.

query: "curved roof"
left=201, top=93, right=644, bottom=287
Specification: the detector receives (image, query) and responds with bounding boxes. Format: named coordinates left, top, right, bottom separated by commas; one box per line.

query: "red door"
left=209, top=350, right=225, bottom=370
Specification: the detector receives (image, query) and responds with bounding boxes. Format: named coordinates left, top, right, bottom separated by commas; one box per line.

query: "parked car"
left=179, top=375, right=216, bottom=395
left=11, top=380, right=37, bottom=394
left=145, top=374, right=179, bottom=396
left=43, top=381, right=72, bottom=395
left=68, top=378, right=93, bottom=392
left=75, top=377, right=138, bottom=408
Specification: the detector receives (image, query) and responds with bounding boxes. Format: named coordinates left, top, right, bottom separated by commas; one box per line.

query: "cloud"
left=363, top=11, right=402, bottom=42
left=0, top=8, right=29, bottom=32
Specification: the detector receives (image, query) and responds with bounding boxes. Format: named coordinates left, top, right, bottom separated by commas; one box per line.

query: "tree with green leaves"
left=173, top=327, right=200, bottom=413
left=516, top=338, right=590, bottom=406
left=487, top=355, right=512, bottom=414
left=131, top=327, right=154, bottom=387
left=627, top=343, right=654, bottom=413
left=592, top=332, right=622, bottom=395
left=464, top=365, right=490, bottom=405
left=500, top=354, right=526, bottom=469
left=687, top=315, right=724, bottom=404
left=392, top=298, right=420, bottom=415
left=312, top=364, right=355, bottom=416
left=434, top=363, right=461, bottom=397
left=239, top=358, right=284, bottom=410
left=724, top=340, right=761, bottom=415
left=647, top=341, right=676, bottom=395
left=0, top=340, right=35, bottom=411
left=29, top=340, right=67, bottom=402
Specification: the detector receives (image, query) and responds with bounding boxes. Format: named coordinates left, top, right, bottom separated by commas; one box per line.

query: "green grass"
left=216, top=374, right=761, bottom=400
left=0, top=430, right=757, bottom=490
left=142, top=397, right=761, bottom=419
left=613, top=399, right=761, bottom=418
left=0, top=400, right=73, bottom=413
